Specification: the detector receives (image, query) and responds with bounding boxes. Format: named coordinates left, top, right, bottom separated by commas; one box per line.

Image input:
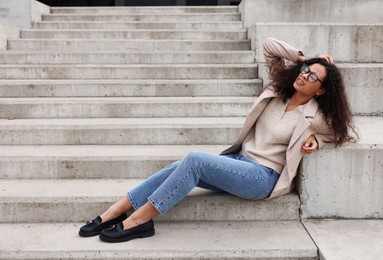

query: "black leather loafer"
left=99, top=219, right=155, bottom=243
left=78, top=213, right=128, bottom=237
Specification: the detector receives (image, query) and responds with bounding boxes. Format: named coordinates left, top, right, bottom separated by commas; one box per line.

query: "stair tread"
left=0, top=117, right=245, bottom=126
left=0, top=96, right=255, bottom=103
left=0, top=144, right=227, bottom=157
left=0, top=221, right=317, bottom=259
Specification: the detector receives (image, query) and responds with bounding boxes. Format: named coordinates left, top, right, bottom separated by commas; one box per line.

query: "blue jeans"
left=127, top=152, right=279, bottom=214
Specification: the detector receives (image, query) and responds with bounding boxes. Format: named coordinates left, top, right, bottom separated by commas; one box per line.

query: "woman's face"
left=293, top=63, right=327, bottom=98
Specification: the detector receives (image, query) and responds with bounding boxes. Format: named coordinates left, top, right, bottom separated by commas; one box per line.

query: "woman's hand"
left=318, top=54, right=334, bottom=64
left=302, top=135, right=319, bottom=154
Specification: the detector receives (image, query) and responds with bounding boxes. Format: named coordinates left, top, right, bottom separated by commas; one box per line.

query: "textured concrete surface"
left=0, top=96, right=254, bottom=118
left=0, top=145, right=227, bottom=179
left=0, top=221, right=317, bottom=259
left=0, top=0, right=49, bottom=28
left=300, top=117, right=383, bottom=219
left=49, top=6, right=238, bottom=14
left=0, top=117, right=244, bottom=145
left=250, top=24, right=383, bottom=63
left=34, top=21, right=244, bottom=30
left=0, top=79, right=262, bottom=97
left=42, top=13, right=241, bottom=22
left=304, top=220, right=383, bottom=260
left=0, top=64, right=257, bottom=79
left=240, top=0, right=383, bottom=26
left=7, top=39, right=251, bottom=51
left=0, top=25, right=19, bottom=50
left=0, top=50, right=255, bottom=64
left=20, top=29, right=247, bottom=40
left=0, top=179, right=300, bottom=222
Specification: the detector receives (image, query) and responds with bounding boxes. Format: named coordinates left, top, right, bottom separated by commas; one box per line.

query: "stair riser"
left=0, top=159, right=176, bottom=179
left=42, top=14, right=241, bottom=22
left=20, top=30, right=247, bottom=40
left=0, top=102, right=252, bottom=118
left=0, top=127, right=242, bottom=145
left=0, top=145, right=227, bottom=179
left=0, top=81, right=261, bottom=97
left=0, top=66, right=257, bottom=80
left=0, top=195, right=299, bottom=223
left=34, top=22, right=243, bottom=30
left=7, top=40, right=251, bottom=51
left=253, top=24, right=383, bottom=63
left=50, top=7, right=239, bottom=14
left=0, top=52, right=255, bottom=64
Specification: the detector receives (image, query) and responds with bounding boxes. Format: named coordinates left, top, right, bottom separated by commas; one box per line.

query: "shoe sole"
left=99, top=229, right=155, bottom=243
left=79, top=230, right=101, bottom=237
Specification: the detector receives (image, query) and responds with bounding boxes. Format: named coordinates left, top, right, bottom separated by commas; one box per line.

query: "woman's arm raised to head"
left=263, top=37, right=306, bottom=68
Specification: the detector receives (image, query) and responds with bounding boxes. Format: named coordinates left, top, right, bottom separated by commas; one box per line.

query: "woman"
left=79, top=37, right=357, bottom=243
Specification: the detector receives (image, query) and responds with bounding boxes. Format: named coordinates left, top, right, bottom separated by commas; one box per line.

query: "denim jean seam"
left=126, top=192, right=139, bottom=211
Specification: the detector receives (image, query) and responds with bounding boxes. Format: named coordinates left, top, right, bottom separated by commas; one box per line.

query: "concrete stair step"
left=0, top=117, right=244, bottom=145
left=0, top=51, right=255, bottom=64
left=0, top=64, right=257, bottom=79
left=42, top=13, right=241, bottom=22
left=20, top=29, right=247, bottom=40
left=34, top=21, right=244, bottom=30
left=0, top=221, right=317, bottom=259
left=0, top=145, right=227, bottom=179
left=0, top=179, right=300, bottom=222
left=0, top=96, right=254, bottom=118
left=7, top=39, right=251, bottom=51
left=50, top=6, right=239, bottom=14
left=0, top=79, right=262, bottom=97
left=252, top=23, right=383, bottom=62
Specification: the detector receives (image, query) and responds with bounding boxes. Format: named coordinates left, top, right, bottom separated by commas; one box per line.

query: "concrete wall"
left=0, top=0, right=49, bottom=28
left=0, top=24, right=19, bottom=50
left=239, top=0, right=383, bottom=28
left=299, top=142, right=383, bottom=219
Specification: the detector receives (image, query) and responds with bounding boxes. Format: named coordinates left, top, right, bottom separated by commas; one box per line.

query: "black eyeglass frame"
left=300, top=63, right=324, bottom=84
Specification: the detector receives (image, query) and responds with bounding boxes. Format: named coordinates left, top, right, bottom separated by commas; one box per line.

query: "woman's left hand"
left=302, top=135, right=319, bottom=154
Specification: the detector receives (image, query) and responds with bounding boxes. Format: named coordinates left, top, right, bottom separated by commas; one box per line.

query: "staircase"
left=0, top=5, right=319, bottom=259
left=0, top=4, right=381, bottom=259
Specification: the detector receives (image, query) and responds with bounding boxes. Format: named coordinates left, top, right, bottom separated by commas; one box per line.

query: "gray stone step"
left=20, top=29, right=247, bottom=40
left=252, top=23, right=383, bottom=63
left=0, top=97, right=254, bottom=118
left=303, top=220, right=383, bottom=260
left=258, top=63, right=383, bottom=116
left=0, top=179, right=300, bottom=222
left=0, top=221, right=317, bottom=259
left=42, top=13, right=241, bottom=22
left=0, top=145, right=227, bottom=179
left=0, top=117, right=244, bottom=145
left=299, top=116, right=383, bottom=219
left=0, top=51, right=255, bottom=64
left=7, top=39, right=251, bottom=51
left=34, top=21, right=244, bottom=30
left=0, top=64, right=257, bottom=79
left=0, top=79, right=262, bottom=97
left=50, top=6, right=239, bottom=14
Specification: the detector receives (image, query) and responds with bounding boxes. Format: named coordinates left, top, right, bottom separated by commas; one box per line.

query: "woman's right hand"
left=318, top=54, right=334, bottom=64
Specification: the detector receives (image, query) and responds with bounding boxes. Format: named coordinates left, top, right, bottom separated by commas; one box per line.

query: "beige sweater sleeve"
left=262, top=37, right=304, bottom=68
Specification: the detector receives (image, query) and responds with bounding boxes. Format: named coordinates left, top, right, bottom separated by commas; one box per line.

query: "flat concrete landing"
left=303, top=220, right=383, bottom=260
left=0, top=221, right=317, bottom=259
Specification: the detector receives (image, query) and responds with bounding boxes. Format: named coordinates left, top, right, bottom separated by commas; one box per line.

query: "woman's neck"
left=286, top=92, right=313, bottom=112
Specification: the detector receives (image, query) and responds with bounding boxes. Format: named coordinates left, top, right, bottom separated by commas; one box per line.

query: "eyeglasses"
left=300, top=64, right=324, bottom=84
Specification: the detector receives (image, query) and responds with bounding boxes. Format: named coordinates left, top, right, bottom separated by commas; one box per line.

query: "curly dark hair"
left=267, top=57, right=358, bottom=146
